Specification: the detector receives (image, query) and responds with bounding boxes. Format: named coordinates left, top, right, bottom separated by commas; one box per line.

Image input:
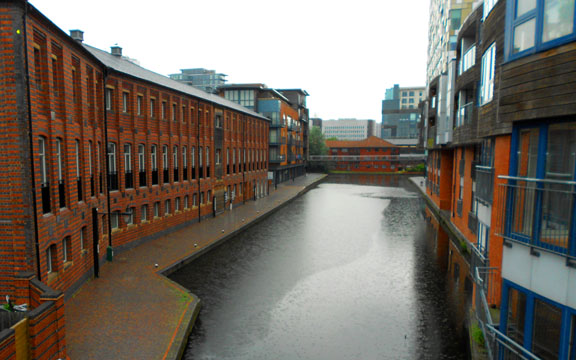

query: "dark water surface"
left=170, top=175, right=467, bottom=360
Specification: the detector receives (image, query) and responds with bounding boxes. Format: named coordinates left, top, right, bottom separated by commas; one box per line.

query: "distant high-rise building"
left=322, top=119, right=376, bottom=141
left=381, top=84, right=425, bottom=139
left=169, top=68, right=227, bottom=94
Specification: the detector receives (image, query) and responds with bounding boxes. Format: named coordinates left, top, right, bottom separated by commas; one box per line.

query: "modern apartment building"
left=0, top=2, right=269, bottom=358
left=423, top=0, right=576, bottom=358
left=219, top=84, right=309, bottom=185
left=169, top=68, right=227, bottom=94
left=381, top=84, right=425, bottom=139
left=322, top=119, right=377, bottom=141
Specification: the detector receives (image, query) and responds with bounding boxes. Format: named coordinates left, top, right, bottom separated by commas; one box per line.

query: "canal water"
left=169, top=175, right=468, bottom=359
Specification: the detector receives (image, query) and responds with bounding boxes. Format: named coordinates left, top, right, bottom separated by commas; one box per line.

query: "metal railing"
left=496, top=176, right=576, bottom=256
left=308, top=154, right=426, bottom=162
left=473, top=264, right=499, bottom=360
left=459, top=45, right=476, bottom=75
left=456, top=102, right=474, bottom=127
left=485, top=324, right=542, bottom=360
left=269, top=155, right=285, bottom=163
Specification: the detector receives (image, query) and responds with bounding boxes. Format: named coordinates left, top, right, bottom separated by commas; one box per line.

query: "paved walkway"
left=65, top=173, right=327, bottom=360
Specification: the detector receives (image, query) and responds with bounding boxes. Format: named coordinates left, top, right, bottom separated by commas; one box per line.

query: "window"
left=111, top=211, right=119, bottom=229
left=62, top=236, right=71, bottom=263
left=480, top=43, right=496, bottom=105
left=163, top=145, right=169, bottom=170
left=126, top=207, right=134, bottom=225
left=175, top=197, right=180, bottom=212
left=150, top=98, right=155, bottom=117
left=46, top=244, right=56, bottom=274
left=39, top=136, right=48, bottom=185
left=184, top=195, right=189, bottom=209
left=193, top=193, right=197, bottom=206
left=56, top=138, right=63, bottom=182
left=216, top=149, right=221, bottom=165
left=161, top=101, right=166, bottom=120
left=507, top=0, right=575, bottom=59
left=105, top=88, right=113, bottom=111
left=154, top=202, right=160, bottom=217
left=173, top=145, right=179, bottom=181
left=182, top=146, right=188, bottom=181
left=137, top=95, right=143, bottom=115
left=80, top=227, right=86, bottom=251
left=151, top=144, right=158, bottom=185
left=124, top=144, right=134, bottom=189
left=484, top=0, right=499, bottom=18
left=75, top=140, right=83, bottom=201
left=124, top=144, right=132, bottom=173
left=165, top=199, right=171, bottom=215
left=141, top=204, right=148, bottom=222
left=200, top=192, right=204, bottom=204
left=138, top=144, right=146, bottom=183
left=122, top=92, right=129, bottom=113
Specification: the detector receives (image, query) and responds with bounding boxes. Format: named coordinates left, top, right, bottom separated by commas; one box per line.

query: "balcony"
left=456, top=102, right=473, bottom=127
left=270, top=120, right=284, bottom=128
left=269, top=155, right=285, bottom=163
left=497, top=176, right=576, bottom=257
left=476, top=166, right=493, bottom=204
left=458, top=45, right=476, bottom=75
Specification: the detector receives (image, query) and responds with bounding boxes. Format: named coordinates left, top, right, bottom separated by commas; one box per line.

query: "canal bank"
left=64, top=173, right=326, bottom=360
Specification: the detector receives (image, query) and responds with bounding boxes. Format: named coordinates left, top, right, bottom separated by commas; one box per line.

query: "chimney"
left=69, top=30, right=84, bottom=42
left=111, top=46, right=122, bottom=57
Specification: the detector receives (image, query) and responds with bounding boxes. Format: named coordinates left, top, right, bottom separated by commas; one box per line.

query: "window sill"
left=63, top=261, right=73, bottom=270
left=81, top=249, right=88, bottom=256
left=111, top=228, right=121, bottom=234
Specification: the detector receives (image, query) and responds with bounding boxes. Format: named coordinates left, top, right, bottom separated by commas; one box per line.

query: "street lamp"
left=95, top=207, right=133, bottom=262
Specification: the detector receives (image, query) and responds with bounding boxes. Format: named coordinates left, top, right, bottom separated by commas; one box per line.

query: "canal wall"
left=409, top=176, right=486, bottom=359
left=159, top=173, right=327, bottom=359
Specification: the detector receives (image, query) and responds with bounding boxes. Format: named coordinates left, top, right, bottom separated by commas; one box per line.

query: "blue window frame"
left=500, top=280, right=574, bottom=359
left=480, top=43, right=496, bottom=105
left=506, top=0, right=576, bottom=61
left=504, top=121, right=576, bottom=256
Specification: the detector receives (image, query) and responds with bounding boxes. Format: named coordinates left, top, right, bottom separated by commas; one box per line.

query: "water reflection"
left=169, top=175, right=468, bottom=359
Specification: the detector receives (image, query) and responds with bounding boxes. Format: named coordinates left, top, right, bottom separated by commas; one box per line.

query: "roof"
left=326, top=136, right=397, bottom=149
left=83, top=45, right=268, bottom=121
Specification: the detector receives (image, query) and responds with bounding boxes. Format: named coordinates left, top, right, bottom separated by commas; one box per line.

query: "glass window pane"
left=506, top=288, right=526, bottom=345
left=532, top=299, right=562, bottom=360
left=543, top=0, right=575, bottom=42
left=517, top=0, right=537, bottom=17
left=540, top=123, right=576, bottom=250
left=514, top=19, right=536, bottom=53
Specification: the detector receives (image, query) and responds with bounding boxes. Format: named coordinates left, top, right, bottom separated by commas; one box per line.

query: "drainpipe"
left=21, top=4, right=42, bottom=281
left=242, top=115, right=246, bottom=204
left=102, top=68, right=113, bottom=261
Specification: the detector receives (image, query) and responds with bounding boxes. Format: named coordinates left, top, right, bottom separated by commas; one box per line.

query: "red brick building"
left=0, top=1, right=269, bottom=358
left=326, top=136, right=401, bottom=172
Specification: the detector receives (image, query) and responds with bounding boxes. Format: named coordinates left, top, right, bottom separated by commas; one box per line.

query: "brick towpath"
left=65, top=173, right=326, bottom=360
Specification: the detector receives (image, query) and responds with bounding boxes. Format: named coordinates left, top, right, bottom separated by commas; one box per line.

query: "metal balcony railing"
left=125, top=171, right=134, bottom=189
left=456, top=102, right=474, bottom=127
left=139, top=171, right=147, bottom=187
left=496, top=176, right=576, bottom=257
left=151, top=169, right=159, bottom=185
left=269, top=155, right=285, bottom=163
left=58, top=179, right=66, bottom=207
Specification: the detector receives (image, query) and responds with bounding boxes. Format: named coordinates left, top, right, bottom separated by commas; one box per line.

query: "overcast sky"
left=29, top=0, right=429, bottom=122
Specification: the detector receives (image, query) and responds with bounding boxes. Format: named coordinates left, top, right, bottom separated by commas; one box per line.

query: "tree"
left=309, top=126, right=328, bottom=156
